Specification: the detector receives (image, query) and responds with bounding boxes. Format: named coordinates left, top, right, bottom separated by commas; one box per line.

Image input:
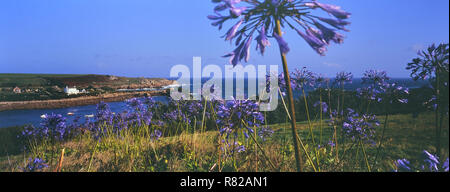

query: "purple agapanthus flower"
left=221, top=141, right=246, bottom=156
left=358, top=71, right=409, bottom=104
left=216, top=98, right=265, bottom=141
left=313, top=101, right=328, bottom=113
left=21, top=158, right=48, bottom=172
left=151, top=129, right=163, bottom=141
left=255, top=27, right=271, bottom=55
left=334, top=71, right=353, bottom=86
left=341, top=108, right=379, bottom=144
left=277, top=73, right=296, bottom=96
left=313, top=73, right=329, bottom=89
left=31, top=113, right=70, bottom=141
left=208, top=0, right=351, bottom=66
left=395, top=159, right=412, bottom=172
left=406, top=43, right=449, bottom=81
left=362, top=70, right=390, bottom=85
left=258, top=125, right=274, bottom=141
left=395, top=150, right=449, bottom=172
left=95, top=101, right=114, bottom=125
left=305, top=1, right=351, bottom=19
left=291, top=67, right=316, bottom=89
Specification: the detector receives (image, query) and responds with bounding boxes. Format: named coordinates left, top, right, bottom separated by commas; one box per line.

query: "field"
left=0, top=73, right=168, bottom=88
left=0, top=111, right=447, bottom=172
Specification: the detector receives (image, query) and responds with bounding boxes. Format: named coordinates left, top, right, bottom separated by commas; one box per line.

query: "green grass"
left=0, top=112, right=448, bottom=172
left=0, top=73, right=85, bottom=87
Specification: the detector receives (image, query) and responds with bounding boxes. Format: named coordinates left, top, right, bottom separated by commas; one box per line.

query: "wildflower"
left=313, top=73, right=329, bottom=89
left=144, top=96, right=159, bottom=109
left=334, top=71, right=353, bottom=86
left=313, top=101, right=328, bottom=113
left=305, top=1, right=351, bottom=19
left=277, top=73, right=296, bottom=96
left=406, top=43, right=449, bottom=81
left=258, top=126, right=274, bottom=141
left=362, top=70, right=390, bottom=85
left=21, top=158, right=48, bottom=172
left=327, top=140, right=336, bottom=147
left=422, top=150, right=440, bottom=171
left=39, top=113, right=69, bottom=141
left=341, top=109, right=379, bottom=144
left=395, top=159, right=412, bottom=172
left=221, top=141, right=246, bottom=156
left=126, top=98, right=145, bottom=112
left=208, top=0, right=351, bottom=66
left=151, top=129, right=162, bottom=141
left=291, top=67, right=316, bottom=89
left=443, top=158, right=449, bottom=172
left=273, top=33, right=290, bottom=54
left=216, top=98, right=264, bottom=141
left=95, top=101, right=114, bottom=125
left=255, top=27, right=271, bottom=55
left=394, top=150, right=449, bottom=172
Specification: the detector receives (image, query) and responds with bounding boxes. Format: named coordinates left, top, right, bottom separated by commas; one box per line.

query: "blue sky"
left=0, top=0, right=448, bottom=78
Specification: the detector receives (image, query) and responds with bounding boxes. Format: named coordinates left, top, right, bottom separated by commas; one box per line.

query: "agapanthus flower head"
left=258, top=125, right=274, bottom=141
left=394, top=150, right=449, bottom=172
left=126, top=98, right=144, bottom=112
left=221, top=141, right=246, bottom=156
left=255, top=27, right=271, bottom=55
left=38, top=113, right=70, bottom=141
left=216, top=98, right=264, bottom=141
left=362, top=70, right=390, bottom=85
left=313, top=73, right=329, bottom=89
left=407, top=43, right=449, bottom=81
left=334, top=71, right=353, bottom=86
left=144, top=96, right=159, bottom=109
left=327, top=140, right=336, bottom=147
left=421, top=150, right=440, bottom=171
left=21, top=125, right=36, bottom=138
left=208, top=0, right=351, bottom=66
left=395, top=159, right=412, bottom=172
left=357, top=86, right=382, bottom=103
left=291, top=67, right=316, bottom=89
left=357, top=80, right=410, bottom=104
left=341, top=108, right=379, bottom=144
left=151, top=129, right=162, bottom=141
left=444, top=158, right=449, bottom=172
left=21, top=158, right=48, bottom=172
left=277, top=73, right=296, bottom=96
left=313, top=101, right=328, bottom=113
left=95, top=101, right=114, bottom=125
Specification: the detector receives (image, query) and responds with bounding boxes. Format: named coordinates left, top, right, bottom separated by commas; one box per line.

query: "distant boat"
left=40, top=114, right=46, bottom=119
left=85, top=114, right=94, bottom=118
left=67, top=112, right=75, bottom=116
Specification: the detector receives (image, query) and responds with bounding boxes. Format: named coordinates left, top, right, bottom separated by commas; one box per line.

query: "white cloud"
left=322, top=62, right=341, bottom=68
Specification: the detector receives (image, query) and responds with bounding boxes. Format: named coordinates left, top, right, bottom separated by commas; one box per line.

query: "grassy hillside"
left=0, top=73, right=173, bottom=102
left=0, top=73, right=85, bottom=87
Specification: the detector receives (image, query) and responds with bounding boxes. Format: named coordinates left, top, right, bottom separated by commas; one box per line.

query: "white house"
left=64, top=86, right=80, bottom=95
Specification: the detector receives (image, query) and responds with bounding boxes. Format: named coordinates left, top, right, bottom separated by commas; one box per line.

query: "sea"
left=0, top=78, right=428, bottom=128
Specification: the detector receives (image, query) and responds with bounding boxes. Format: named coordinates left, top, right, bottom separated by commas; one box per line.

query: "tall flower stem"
left=360, top=141, right=371, bottom=172
left=319, top=91, right=323, bottom=146
left=301, top=85, right=320, bottom=170
left=372, top=105, right=389, bottom=170
left=435, top=67, right=441, bottom=158
left=275, top=19, right=303, bottom=172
